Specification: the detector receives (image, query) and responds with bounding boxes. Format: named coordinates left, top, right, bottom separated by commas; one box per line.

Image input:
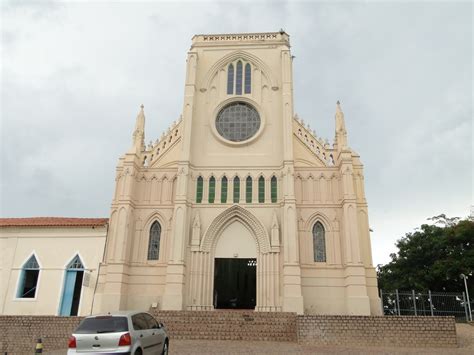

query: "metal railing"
left=380, top=289, right=473, bottom=322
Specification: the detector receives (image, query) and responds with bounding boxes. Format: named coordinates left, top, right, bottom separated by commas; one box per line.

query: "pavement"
left=41, top=323, right=474, bottom=355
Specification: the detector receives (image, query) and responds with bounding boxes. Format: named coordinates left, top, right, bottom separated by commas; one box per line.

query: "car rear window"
left=75, top=316, right=129, bottom=334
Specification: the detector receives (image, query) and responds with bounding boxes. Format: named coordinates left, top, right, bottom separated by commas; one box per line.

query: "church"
left=0, top=32, right=381, bottom=316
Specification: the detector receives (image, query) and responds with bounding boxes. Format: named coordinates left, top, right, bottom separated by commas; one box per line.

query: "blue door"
left=60, top=270, right=77, bottom=316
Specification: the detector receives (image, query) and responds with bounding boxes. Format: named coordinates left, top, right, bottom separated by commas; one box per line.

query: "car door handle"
left=140, top=334, right=143, bottom=338
left=152, top=332, right=155, bottom=335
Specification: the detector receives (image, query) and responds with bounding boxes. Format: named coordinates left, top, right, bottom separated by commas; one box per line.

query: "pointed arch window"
left=258, top=176, right=265, bottom=203
left=235, top=61, right=243, bottom=95
left=68, top=255, right=84, bottom=269
left=17, top=255, right=40, bottom=298
left=221, top=176, right=228, bottom=203
left=233, top=176, right=240, bottom=203
left=246, top=176, right=253, bottom=203
left=271, top=176, right=278, bottom=203
left=208, top=176, right=216, bottom=203
left=227, top=63, right=234, bottom=94
left=313, top=222, right=326, bottom=262
left=244, top=63, right=251, bottom=94
left=148, top=221, right=161, bottom=260
left=196, top=176, right=203, bottom=203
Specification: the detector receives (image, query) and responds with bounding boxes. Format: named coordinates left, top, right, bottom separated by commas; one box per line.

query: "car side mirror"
left=158, top=322, right=164, bottom=329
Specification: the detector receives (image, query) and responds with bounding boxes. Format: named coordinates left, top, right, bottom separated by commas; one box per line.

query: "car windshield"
left=75, top=316, right=129, bottom=334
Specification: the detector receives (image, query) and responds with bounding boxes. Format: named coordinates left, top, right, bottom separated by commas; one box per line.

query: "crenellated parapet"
left=141, top=116, right=183, bottom=168
left=293, top=114, right=335, bottom=166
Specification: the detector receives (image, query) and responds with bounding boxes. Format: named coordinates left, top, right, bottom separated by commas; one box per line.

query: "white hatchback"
left=67, top=311, right=169, bottom=355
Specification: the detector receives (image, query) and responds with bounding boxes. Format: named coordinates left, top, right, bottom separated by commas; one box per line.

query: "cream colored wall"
left=215, top=221, right=257, bottom=258
left=95, top=32, right=381, bottom=316
left=0, top=226, right=106, bottom=316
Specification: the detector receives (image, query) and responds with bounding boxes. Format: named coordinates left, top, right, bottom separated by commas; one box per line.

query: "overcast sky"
left=1, top=0, right=472, bottom=266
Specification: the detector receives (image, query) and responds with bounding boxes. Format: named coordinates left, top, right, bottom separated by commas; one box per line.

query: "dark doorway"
left=214, top=258, right=256, bottom=309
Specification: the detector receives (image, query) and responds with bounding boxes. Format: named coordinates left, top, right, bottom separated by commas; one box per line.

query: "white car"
left=67, top=311, right=169, bottom=354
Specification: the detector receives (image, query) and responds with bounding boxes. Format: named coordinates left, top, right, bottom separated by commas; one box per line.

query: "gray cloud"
left=1, top=1, right=471, bottom=265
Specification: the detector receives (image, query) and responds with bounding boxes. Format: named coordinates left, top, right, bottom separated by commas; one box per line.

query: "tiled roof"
left=0, top=217, right=108, bottom=227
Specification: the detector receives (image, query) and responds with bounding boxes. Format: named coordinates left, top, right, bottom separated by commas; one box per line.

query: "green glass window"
left=208, top=176, right=216, bottom=203
left=258, top=176, right=265, bottom=203
left=271, top=176, right=277, bottom=203
left=196, top=176, right=203, bottom=203
left=246, top=176, right=252, bottom=203
left=221, top=176, right=228, bottom=203
left=233, top=176, right=240, bottom=203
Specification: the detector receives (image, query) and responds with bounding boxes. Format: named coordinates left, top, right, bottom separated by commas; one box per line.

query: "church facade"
left=93, top=32, right=380, bottom=316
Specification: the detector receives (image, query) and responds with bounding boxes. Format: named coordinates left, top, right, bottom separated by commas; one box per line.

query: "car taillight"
left=68, top=336, right=77, bottom=348
left=118, top=332, right=132, bottom=346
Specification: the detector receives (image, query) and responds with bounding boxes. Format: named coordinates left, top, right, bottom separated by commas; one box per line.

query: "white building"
left=0, top=218, right=107, bottom=316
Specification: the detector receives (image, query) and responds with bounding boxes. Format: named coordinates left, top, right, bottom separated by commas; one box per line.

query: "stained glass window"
left=233, top=176, right=240, bottom=203
left=209, top=176, right=216, bottom=203
left=258, top=176, right=265, bottom=203
left=221, top=176, right=228, bottom=203
left=227, top=64, right=234, bottom=94
left=271, top=176, right=277, bottom=203
left=246, top=176, right=252, bottom=203
left=215, top=102, right=260, bottom=142
left=236, top=61, right=243, bottom=95
left=148, top=221, right=161, bottom=260
left=244, top=63, right=251, bottom=94
left=313, top=222, right=326, bottom=262
left=196, top=176, right=203, bottom=203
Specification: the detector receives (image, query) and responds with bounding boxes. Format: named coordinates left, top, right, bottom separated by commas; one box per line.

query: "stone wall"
left=0, top=315, right=83, bottom=354
left=297, top=315, right=457, bottom=348
left=0, top=313, right=458, bottom=354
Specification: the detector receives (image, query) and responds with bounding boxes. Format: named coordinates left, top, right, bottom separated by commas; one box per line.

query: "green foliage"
left=377, top=215, right=474, bottom=294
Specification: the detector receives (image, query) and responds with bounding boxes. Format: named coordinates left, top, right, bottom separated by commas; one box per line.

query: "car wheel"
left=134, top=348, right=142, bottom=355
left=161, top=340, right=169, bottom=355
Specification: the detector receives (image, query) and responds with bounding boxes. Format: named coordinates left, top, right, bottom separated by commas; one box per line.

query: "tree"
left=377, top=215, right=474, bottom=295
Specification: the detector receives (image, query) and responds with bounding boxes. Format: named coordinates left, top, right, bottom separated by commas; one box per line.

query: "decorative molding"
left=201, top=205, right=270, bottom=253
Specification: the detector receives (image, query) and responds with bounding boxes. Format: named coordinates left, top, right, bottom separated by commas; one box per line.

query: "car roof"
left=85, top=310, right=149, bottom=318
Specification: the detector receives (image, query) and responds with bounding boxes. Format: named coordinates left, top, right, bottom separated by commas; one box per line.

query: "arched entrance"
left=213, top=221, right=257, bottom=309
left=187, top=206, right=281, bottom=312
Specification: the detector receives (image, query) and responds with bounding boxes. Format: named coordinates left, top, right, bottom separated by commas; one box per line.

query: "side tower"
left=292, top=102, right=380, bottom=315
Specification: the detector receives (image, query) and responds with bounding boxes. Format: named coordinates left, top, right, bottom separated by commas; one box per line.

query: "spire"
left=334, top=100, right=348, bottom=151
left=131, top=104, right=145, bottom=154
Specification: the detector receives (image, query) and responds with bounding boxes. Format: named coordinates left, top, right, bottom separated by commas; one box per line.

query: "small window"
left=313, top=222, right=326, bottom=262
left=208, top=176, right=216, bottom=203
left=221, top=176, right=228, bottom=203
left=244, top=63, right=251, bottom=94
left=17, top=255, right=40, bottom=298
left=227, top=64, right=234, bottom=94
left=196, top=176, right=203, bottom=203
left=233, top=176, right=240, bottom=203
left=142, top=313, right=159, bottom=329
left=246, top=176, right=252, bottom=203
left=236, top=61, right=243, bottom=95
left=132, top=314, right=148, bottom=330
left=271, top=176, right=277, bottom=203
left=258, top=176, right=265, bottom=203
left=147, top=221, right=161, bottom=260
